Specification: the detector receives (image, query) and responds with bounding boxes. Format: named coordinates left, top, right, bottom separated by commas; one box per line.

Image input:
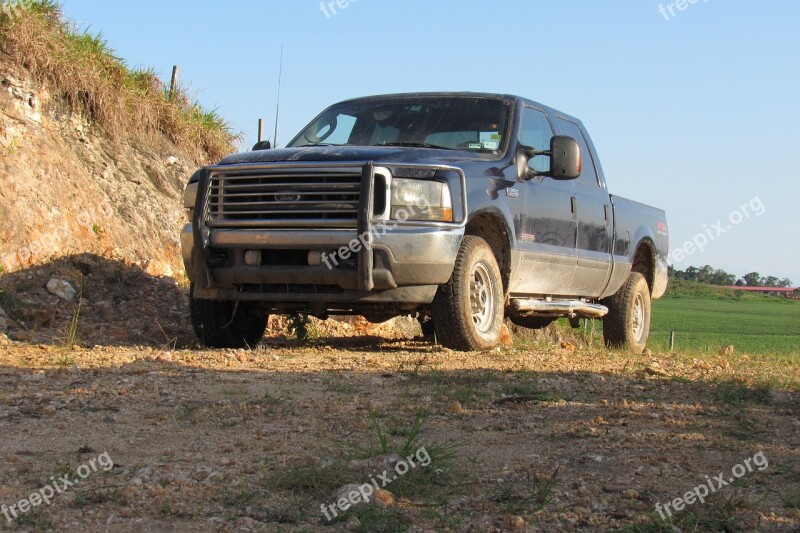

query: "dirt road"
left=1, top=335, right=798, bottom=532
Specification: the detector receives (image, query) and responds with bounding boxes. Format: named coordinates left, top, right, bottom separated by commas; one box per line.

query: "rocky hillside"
left=0, top=58, right=200, bottom=278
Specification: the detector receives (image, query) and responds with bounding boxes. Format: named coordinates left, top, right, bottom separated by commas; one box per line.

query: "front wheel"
left=190, top=285, right=269, bottom=349
left=602, top=272, right=651, bottom=353
left=431, top=236, right=504, bottom=351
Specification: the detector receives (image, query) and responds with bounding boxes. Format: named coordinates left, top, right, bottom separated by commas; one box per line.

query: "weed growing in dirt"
left=58, top=278, right=83, bottom=350
left=497, top=382, right=559, bottom=405
left=288, top=314, right=318, bottom=342
left=269, top=461, right=353, bottom=500
left=624, top=490, right=757, bottom=532
left=714, top=379, right=773, bottom=406
left=332, top=505, right=411, bottom=532
left=492, top=466, right=560, bottom=515
left=0, top=287, right=23, bottom=317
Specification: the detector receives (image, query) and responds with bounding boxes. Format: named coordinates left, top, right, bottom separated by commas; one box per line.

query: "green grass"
left=650, top=296, right=800, bottom=355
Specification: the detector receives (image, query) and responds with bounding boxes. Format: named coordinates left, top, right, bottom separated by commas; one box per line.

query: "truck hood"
left=216, top=146, right=491, bottom=167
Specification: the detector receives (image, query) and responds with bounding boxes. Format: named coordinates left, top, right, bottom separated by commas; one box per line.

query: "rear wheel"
left=190, top=285, right=269, bottom=349
left=602, top=272, right=651, bottom=353
left=431, top=236, right=503, bottom=351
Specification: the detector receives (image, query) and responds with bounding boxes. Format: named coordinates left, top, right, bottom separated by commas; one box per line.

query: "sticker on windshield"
left=468, top=143, right=482, bottom=150
left=490, top=133, right=502, bottom=141
left=483, top=141, right=499, bottom=150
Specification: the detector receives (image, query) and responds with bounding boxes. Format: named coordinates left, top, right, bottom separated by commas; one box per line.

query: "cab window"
left=519, top=108, right=553, bottom=174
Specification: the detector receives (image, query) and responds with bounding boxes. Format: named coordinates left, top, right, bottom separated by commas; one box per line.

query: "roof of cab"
left=335, top=91, right=582, bottom=126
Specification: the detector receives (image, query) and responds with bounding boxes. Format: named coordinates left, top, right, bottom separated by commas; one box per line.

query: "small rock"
left=0, top=317, right=6, bottom=331
left=645, top=364, right=668, bottom=377
left=561, top=341, right=576, bottom=351
left=373, top=489, right=395, bottom=509
left=26, top=308, right=55, bottom=326
left=448, top=400, right=464, bottom=414
left=624, top=489, right=640, bottom=500
left=502, top=515, right=527, bottom=530
left=46, top=278, right=77, bottom=301
left=165, top=156, right=180, bottom=166
left=93, top=301, right=113, bottom=321
left=191, top=468, right=213, bottom=482
left=10, top=330, right=31, bottom=342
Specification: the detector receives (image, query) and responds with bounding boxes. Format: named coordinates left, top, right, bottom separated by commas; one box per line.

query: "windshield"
left=287, top=96, right=511, bottom=154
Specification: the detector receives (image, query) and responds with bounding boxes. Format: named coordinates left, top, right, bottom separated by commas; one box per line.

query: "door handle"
left=570, top=196, right=577, bottom=214
left=604, top=204, right=610, bottom=223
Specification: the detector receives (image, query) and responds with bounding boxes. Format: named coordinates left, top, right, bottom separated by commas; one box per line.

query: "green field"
left=650, top=295, right=800, bottom=355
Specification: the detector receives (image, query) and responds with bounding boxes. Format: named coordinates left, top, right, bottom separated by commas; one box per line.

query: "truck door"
left=554, top=117, right=613, bottom=298
left=511, top=107, right=577, bottom=296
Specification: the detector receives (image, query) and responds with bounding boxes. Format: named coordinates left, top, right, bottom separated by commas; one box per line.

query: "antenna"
left=273, top=47, right=284, bottom=147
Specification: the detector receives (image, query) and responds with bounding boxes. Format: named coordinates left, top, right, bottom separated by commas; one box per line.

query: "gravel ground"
left=0, top=335, right=798, bottom=532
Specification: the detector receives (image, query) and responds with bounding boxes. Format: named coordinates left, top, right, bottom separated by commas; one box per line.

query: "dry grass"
left=0, top=0, right=236, bottom=162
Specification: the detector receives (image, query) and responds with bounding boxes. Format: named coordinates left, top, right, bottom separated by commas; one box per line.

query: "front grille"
left=206, top=166, right=362, bottom=229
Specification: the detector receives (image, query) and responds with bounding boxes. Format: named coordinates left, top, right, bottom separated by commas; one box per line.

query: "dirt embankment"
left=0, top=58, right=202, bottom=278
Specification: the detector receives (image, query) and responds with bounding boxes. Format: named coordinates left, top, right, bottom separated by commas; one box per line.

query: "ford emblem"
left=275, top=192, right=301, bottom=202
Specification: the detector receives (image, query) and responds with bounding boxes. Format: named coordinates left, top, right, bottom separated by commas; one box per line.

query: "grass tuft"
left=0, top=0, right=236, bottom=162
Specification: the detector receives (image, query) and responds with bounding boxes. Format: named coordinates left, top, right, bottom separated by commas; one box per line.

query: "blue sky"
left=59, top=0, right=799, bottom=283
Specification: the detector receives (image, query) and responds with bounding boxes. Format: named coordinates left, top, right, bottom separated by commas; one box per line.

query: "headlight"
left=183, top=182, right=198, bottom=222
left=390, top=179, right=453, bottom=222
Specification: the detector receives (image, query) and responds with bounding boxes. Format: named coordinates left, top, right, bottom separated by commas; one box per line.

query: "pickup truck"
left=181, top=93, right=669, bottom=353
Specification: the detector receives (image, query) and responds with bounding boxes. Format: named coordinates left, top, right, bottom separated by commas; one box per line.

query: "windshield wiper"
left=377, top=141, right=455, bottom=150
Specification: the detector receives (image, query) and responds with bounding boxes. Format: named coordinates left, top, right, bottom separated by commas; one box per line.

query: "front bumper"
left=182, top=162, right=466, bottom=305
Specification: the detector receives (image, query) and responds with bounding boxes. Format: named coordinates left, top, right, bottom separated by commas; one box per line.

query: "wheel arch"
left=631, top=238, right=657, bottom=295
left=464, top=209, right=514, bottom=296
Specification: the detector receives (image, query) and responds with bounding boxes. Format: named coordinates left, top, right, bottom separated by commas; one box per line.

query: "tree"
left=743, top=272, right=762, bottom=287
left=711, top=269, right=736, bottom=286
left=778, top=278, right=794, bottom=288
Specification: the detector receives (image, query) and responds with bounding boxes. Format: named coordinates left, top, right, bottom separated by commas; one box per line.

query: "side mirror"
left=252, top=140, right=272, bottom=151
left=550, top=135, right=581, bottom=180
left=524, top=135, right=582, bottom=180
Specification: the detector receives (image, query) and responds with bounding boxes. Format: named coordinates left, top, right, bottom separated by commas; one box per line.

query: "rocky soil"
left=0, top=303, right=798, bottom=531
left=0, top=56, right=200, bottom=278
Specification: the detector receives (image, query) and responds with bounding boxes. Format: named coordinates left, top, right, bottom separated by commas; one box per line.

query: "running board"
left=510, top=299, right=609, bottom=319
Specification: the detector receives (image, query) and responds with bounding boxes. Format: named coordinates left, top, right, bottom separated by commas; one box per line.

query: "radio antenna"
left=273, top=47, right=284, bottom=147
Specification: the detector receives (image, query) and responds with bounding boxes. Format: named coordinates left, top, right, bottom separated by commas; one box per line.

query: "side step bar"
left=510, top=299, right=609, bottom=319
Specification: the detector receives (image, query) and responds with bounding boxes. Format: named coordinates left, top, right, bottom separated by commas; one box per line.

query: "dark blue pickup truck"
left=182, top=93, right=669, bottom=353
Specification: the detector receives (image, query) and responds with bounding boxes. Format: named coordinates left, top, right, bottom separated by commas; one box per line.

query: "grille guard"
left=192, top=161, right=467, bottom=296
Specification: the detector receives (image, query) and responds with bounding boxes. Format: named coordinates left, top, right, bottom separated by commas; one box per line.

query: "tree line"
left=669, top=265, right=793, bottom=288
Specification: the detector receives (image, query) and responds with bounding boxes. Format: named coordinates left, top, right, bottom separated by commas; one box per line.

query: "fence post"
left=669, top=331, right=675, bottom=352
left=169, top=65, right=180, bottom=97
